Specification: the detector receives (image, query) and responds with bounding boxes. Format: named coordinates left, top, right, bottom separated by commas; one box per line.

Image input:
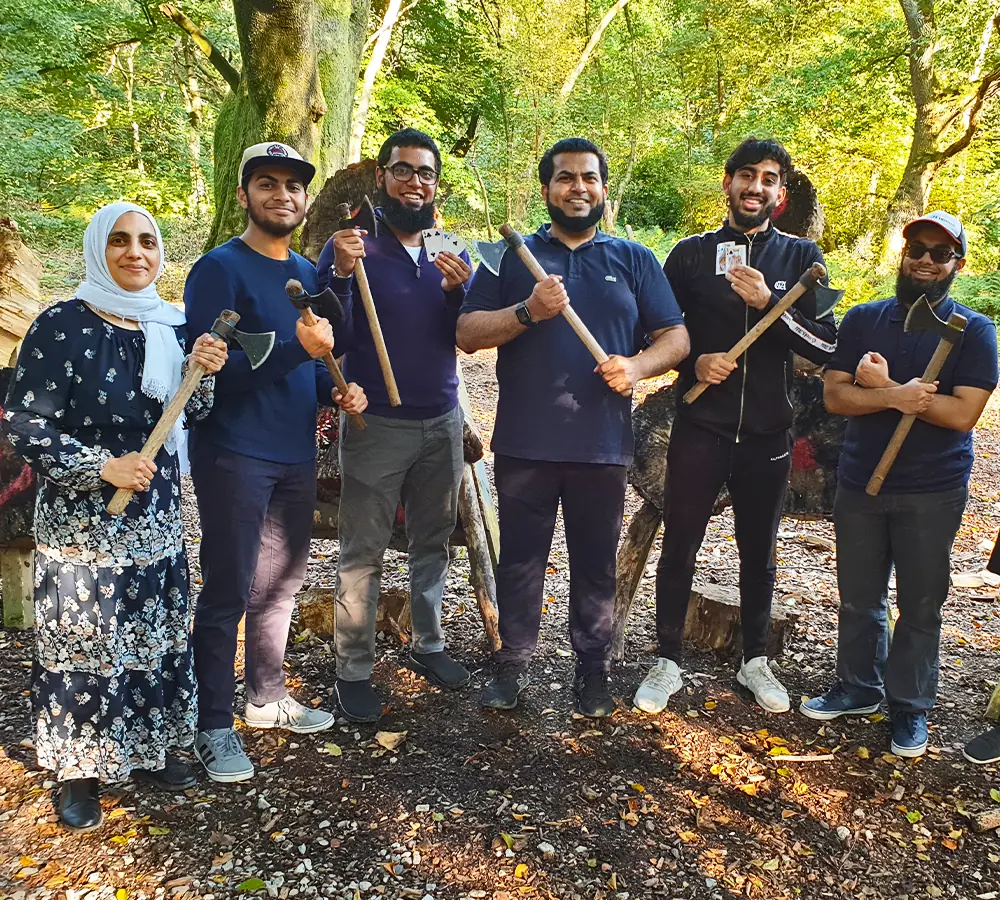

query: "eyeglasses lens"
left=906, top=243, right=955, bottom=264
left=388, top=164, right=439, bottom=185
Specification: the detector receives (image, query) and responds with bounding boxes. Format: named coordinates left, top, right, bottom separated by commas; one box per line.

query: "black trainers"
left=407, top=650, right=471, bottom=690
left=133, top=753, right=199, bottom=790
left=574, top=671, right=615, bottom=718
left=964, top=724, right=1000, bottom=765
left=335, top=678, right=383, bottom=723
left=481, top=664, right=530, bottom=710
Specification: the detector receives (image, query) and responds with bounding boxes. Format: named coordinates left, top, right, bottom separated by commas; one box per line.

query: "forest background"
left=2, top=0, right=1000, bottom=318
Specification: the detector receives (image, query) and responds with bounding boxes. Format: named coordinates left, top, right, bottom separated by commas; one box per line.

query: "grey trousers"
left=335, top=406, right=464, bottom=681
left=834, top=484, right=967, bottom=714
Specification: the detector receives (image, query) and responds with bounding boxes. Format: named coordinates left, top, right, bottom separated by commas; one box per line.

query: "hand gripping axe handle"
left=497, top=224, right=611, bottom=366
left=865, top=297, right=968, bottom=496
left=336, top=200, right=401, bottom=407
left=108, top=310, right=250, bottom=516
left=285, top=279, right=366, bottom=432
left=683, top=262, right=828, bottom=405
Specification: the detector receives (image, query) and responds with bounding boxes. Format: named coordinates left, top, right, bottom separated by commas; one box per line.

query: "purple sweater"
left=317, top=214, right=468, bottom=419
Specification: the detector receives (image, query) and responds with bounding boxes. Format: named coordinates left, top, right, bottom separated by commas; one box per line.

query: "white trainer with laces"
left=633, top=658, right=683, bottom=713
left=737, top=656, right=790, bottom=713
left=245, top=696, right=335, bottom=733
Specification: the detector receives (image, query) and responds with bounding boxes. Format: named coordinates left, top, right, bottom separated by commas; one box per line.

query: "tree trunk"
left=557, top=0, right=631, bottom=104
left=175, top=37, right=209, bottom=214
left=122, top=43, right=145, bottom=177
left=206, top=0, right=371, bottom=250
left=348, top=0, right=404, bottom=164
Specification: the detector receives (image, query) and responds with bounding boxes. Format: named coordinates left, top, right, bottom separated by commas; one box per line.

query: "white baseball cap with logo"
left=902, top=209, right=967, bottom=258
left=238, top=142, right=316, bottom=188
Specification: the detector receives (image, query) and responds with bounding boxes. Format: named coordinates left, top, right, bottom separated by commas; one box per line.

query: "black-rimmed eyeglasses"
left=383, top=163, right=439, bottom=185
left=905, top=242, right=961, bottom=264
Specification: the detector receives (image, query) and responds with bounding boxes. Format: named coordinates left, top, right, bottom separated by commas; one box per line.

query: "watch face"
left=516, top=303, right=532, bottom=326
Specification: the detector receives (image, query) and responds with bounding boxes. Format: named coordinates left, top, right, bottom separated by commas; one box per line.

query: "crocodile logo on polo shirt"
left=605, top=275, right=617, bottom=282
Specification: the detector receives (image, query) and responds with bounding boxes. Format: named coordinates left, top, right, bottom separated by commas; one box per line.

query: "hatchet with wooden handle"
left=683, top=262, right=828, bottom=405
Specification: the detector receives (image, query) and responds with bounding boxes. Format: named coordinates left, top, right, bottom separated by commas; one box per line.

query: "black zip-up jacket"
left=666, top=221, right=837, bottom=441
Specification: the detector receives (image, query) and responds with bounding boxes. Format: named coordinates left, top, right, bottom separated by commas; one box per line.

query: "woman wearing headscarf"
left=2, top=202, right=228, bottom=831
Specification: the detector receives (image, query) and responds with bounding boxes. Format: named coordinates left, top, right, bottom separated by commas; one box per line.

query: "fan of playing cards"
left=422, top=228, right=468, bottom=261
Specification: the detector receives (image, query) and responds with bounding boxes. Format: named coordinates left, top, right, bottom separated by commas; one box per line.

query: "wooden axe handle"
left=501, top=234, right=610, bottom=365
left=865, top=336, right=957, bottom=496
left=683, top=262, right=827, bottom=405
left=296, top=305, right=367, bottom=432
left=107, top=360, right=207, bottom=515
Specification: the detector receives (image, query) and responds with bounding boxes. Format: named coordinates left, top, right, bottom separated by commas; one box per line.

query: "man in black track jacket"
left=633, top=137, right=838, bottom=715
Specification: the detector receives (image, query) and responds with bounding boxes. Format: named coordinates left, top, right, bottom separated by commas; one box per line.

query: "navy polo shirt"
left=828, top=295, right=998, bottom=494
left=461, top=226, right=684, bottom=466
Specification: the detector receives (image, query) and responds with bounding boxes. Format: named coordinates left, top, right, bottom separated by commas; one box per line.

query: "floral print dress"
left=2, top=299, right=214, bottom=783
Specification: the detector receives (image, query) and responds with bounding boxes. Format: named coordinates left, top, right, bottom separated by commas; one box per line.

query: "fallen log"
left=458, top=464, right=501, bottom=652
left=610, top=501, right=660, bottom=660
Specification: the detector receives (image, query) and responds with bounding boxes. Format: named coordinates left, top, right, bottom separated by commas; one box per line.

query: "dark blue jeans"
left=833, top=485, right=967, bottom=714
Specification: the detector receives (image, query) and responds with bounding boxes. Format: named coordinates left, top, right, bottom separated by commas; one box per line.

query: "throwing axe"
left=285, top=279, right=366, bottom=432
left=476, top=224, right=613, bottom=369
left=335, top=197, right=401, bottom=407
left=865, top=295, right=968, bottom=496
left=683, top=262, right=841, bottom=404
left=107, top=311, right=275, bottom=515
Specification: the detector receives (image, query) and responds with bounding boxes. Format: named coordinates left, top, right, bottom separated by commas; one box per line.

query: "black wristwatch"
left=515, top=301, right=535, bottom=327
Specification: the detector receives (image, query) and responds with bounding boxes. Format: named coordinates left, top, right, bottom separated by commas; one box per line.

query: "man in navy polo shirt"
left=316, top=129, right=473, bottom=723
left=457, top=137, right=689, bottom=717
left=801, top=211, right=998, bottom=758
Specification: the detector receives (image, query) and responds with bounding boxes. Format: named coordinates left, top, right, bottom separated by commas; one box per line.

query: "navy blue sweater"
left=184, top=237, right=333, bottom=464
left=316, top=213, right=468, bottom=419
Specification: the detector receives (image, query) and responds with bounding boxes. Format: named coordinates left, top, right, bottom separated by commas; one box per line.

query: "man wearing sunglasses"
left=802, top=211, right=998, bottom=758
left=315, top=129, right=473, bottom=722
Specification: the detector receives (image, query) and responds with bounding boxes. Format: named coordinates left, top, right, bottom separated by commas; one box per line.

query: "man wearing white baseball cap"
left=185, top=141, right=367, bottom=782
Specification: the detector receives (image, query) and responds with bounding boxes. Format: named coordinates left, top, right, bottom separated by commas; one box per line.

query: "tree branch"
left=971, top=2, right=1000, bottom=82
left=558, top=0, right=630, bottom=104
left=158, top=3, right=240, bottom=91
left=939, top=65, right=1000, bottom=160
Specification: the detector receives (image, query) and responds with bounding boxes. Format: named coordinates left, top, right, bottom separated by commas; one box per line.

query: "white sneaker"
left=737, top=656, right=790, bottom=713
left=633, top=658, right=683, bottom=713
left=245, top=696, right=335, bottom=733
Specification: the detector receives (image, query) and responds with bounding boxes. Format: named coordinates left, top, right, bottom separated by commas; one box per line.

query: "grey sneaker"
left=194, top=728, right=254, bottom=783
left=244, top=696, right=335, bottom=734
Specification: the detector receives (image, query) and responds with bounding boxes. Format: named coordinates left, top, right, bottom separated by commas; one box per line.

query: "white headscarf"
left=75, top=202, right=189, bottom=469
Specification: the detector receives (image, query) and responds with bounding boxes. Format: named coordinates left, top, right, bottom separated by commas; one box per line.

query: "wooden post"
left=610, top=501, right=661, bottom=660
left=458, top=465, right=500, bottom=652
left=1, top=546, right=33, bottom=630
left=456, top=358, right=499, bottom=569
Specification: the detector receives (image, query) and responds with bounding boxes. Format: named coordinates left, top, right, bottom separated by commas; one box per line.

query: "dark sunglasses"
left=905, top=242, right=961, bottom=264
left=383, top=162, right=439, bottom=185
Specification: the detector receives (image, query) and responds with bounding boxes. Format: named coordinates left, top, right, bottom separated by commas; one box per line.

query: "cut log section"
left=297, top=586, right=412, bottom=641
left=0, top=546, right=33, bottom=630
left=683, top=583, right=797, bottom=658
left=0, top=218, right=45, bottom=365
left=611, top=501, right=661, bottom=660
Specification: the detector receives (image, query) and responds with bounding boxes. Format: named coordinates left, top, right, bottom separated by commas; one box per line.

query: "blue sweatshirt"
left=184, top=237, right=334, bottom=464
left=316, top=212, right=468, bottom=419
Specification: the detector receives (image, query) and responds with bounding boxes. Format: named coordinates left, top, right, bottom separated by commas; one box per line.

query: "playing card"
left=439, top=233, right=468, bottom=258
left=715, top=242, right=734, bottom=275
left=726, top=245, right=747, bottom=272
left=422, top=228, right=444, bottom=260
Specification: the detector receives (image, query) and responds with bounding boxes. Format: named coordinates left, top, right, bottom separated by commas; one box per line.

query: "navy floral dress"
left=2, top=299, right=214, bottom=783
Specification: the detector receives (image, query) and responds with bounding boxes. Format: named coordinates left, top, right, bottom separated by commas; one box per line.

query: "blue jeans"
left=833, top=485, right=967, bottom=714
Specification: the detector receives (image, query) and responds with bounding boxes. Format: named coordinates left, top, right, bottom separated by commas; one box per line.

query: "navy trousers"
left=190, top=440, right=316, bottom=731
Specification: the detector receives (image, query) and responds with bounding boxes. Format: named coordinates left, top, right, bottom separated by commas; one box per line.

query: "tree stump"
left=297, top=586, right=412, bottom=641
left=683, top=583, right=796, bottom=658
left=0, top=545, right=33, bottom=630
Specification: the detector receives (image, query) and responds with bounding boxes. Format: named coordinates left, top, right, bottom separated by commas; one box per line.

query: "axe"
left=476, top=224, right=613, bottom=367
left=865, top=295, right=968, bottom=496
left=335, top=198, right=401, bottom=407
left=107, top=311, right=275, bottom=515
left=682, top=262, right=840, bottom=405
left=285, top=278, right=366, bottom=432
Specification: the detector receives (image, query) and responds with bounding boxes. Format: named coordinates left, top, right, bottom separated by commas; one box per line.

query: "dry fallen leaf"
left=375, top=731, right=407, bottom=751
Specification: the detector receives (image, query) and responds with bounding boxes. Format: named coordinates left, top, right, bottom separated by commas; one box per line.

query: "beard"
left=728, top=191, right=778, bottom=230
left=246, top=200, right=304, bottom=237
left=378, top=189, right=436, bottom=233
left=895, top=267, right=958, bottom=308
left=547, top=199, right=606, bottom=233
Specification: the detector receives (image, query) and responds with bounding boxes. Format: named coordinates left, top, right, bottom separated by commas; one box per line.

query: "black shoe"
left=58, top=778, right=102, bottom=833
left=481, top=664, right=530, bottom=710
left=964, top=725, right=1000, bottom=764
left=133, top=754, right=199, bottom=790
left=407, top=651, right=471, bottom=690
left=574, top=671, right=615, bottom=718
left=335, top=678, right=383, bottom=723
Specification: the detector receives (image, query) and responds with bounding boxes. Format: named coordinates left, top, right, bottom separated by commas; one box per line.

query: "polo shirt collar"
left=535, top=223, right=612, bottom=249
left=889, top=294, right=955, bottom=322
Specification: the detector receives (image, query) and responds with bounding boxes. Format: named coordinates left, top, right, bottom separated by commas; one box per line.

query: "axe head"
left=474, top=238, right=508, bottom=276
left=814, top=284, right=845, bottom=319
left=284, top=279, right=346, bottom=326
left=335, top=195, right=378, bottom=238
left=210, top=311, right=275, bottom=370
left=904, top=294, right=968, bottom=342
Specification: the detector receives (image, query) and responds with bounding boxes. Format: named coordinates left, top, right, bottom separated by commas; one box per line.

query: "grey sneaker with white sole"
left=194, top=728, right=254, bottom=783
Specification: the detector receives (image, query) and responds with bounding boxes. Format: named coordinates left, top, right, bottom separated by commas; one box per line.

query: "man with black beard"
left=185, top=142, right=367, bottom=782
left=315, top=129, right=473, bottom=722
left=457, top=137, right=689, bottom=717
left=802, top=212, right=997, bottom=758
left=633, top=137, right=837, bottom=717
